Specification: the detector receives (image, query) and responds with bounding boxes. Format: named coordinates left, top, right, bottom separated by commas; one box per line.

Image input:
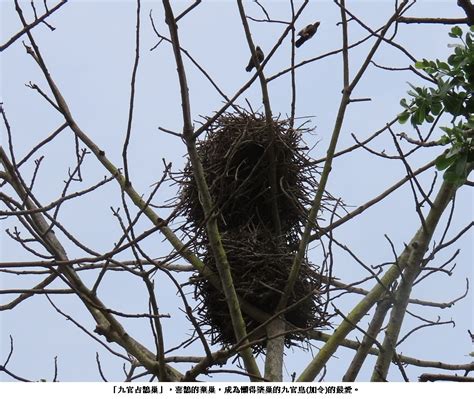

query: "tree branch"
left=161, top=0, right=261, bottom=381
left=298, top=174, right=461, bottom=381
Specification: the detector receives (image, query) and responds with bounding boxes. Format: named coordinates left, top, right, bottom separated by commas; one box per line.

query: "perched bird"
left=295, top=21, right=320, bottom=48
left=245, top=46, right=264, bottom=72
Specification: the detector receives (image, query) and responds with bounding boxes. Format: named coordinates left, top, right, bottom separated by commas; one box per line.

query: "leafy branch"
left=398, top=26, right=474, bottom=185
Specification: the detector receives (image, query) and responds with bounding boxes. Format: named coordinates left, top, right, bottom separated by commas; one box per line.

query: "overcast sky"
left=1, top=0, right=473, bottom=382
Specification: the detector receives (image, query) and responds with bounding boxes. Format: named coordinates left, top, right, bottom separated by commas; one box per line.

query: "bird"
left=295, top=21, right=320, bottom=48
left=245, top=46, right=264, bottom=72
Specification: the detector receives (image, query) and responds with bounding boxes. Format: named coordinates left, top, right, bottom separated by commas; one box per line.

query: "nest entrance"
left=176, top=111, right=329, bottom=352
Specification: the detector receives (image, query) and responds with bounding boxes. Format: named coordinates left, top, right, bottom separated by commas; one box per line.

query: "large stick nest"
left=194, top=229, right=327, bottom=351
left=177, top=112, right=324, bottom=248
left=175, top=111, right=330, bottom=352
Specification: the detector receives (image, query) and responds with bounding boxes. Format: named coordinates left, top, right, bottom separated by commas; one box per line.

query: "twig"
left=122, top=0, right=141, bottom=186
left=419, top=373, right=474, bottom=382
left=0, top=0, right=67, bottom=52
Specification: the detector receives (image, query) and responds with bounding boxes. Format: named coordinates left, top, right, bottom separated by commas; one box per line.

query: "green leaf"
left=464, top=96, right=474, bottom=113
left=467, top=150, right=474, bottom=162
left=466, top=116, right=474, bottom=128
left=437, top=79, right=452, bottom=97
left=443, top=168, right=465, bottom=184
left=446, top=145, right=461, bottom=158
left=450, top=26, right=463, bottom=38
left=443, top=93, right=463, bottom=116
left=431, top=101, right=443, bottom=115
left=436, top=60, right=450, bottom=71
left=443, top=155, right=467, bottom=184
left=454, top=153, right=468, bottom=175
left=398, top=28, right=474, bottom=173
left=438, top=135, right=451, bottom=145
left=453, top=26, right=463, bottom=37
left=435, top=153, right=455, bottom=171
left=398, top=111, right=410, bottom=124
left=411, top=108, right=425, bottom=126
left=415, top=61, right=425, bottom=69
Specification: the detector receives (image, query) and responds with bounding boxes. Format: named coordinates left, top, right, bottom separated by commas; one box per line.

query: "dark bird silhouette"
left=245, top=46, right=264, bottom=72
left=295, top=21, right=320, bottom=48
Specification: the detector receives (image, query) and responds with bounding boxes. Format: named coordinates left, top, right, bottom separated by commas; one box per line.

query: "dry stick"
left=342, top=296, right=392, bottom=381
left=95, top=353, right=109, bottom=382
left=397, top=17, right=469, bottom=25
left=298, top=176, right=463, bottom=381
left=237, top=0, right=281, bottom=237
left=17, top=122, right=68, bottom=168
left=144, top=278, right=166, bottom=382
left=114, top=168, right=175, bottom=381
left=185, top=253, right=326, bottom=380
left=0, top=175, right=114, bottom=217
left=150, top=260, right=214, bottom=362
left=255, top=2, right=309, bottom=381
left=12, top=0, right=270, bottom=325
left=370, top=185, right=460, bottom=381
left=289, top=0, right=297, bottom=129
left=310, top=159, right=436, bottom=240
left=320, top=272, right=468, bottom=309
left=279, top=0, right=344, bottom=313
left=0, top=0, right=67, bottom=52
left=181, top=337, right=270, bottom=383
left=397, top=317, right=455, bottom=347
left=0, top=288, right=72, bottom=295
left=419, top=373, right=474, bottom=382
left=236, top=0, right=284, bottom=382
left=308, top=330, right=474, bottom=372
left=267, top=21, right=388, bottom=84
left=277, top=0, right=352, bottom=318
left=311, top=117, right=399, bottom=165
left=192, top=1, right=309, bottom=139
left=3, top=120, right=269, bottom=381
left=122, top=0, right=141, bottom=186
left=117, top=209, right=212, bottom=374
left=390, top=125, right=434, bottom=208
left=296, top=0, right=428, bottom=381
left=11, top=0, right=185, bottom=381
left=0, top=208, right=163, bottom=310
left=457, top=0, right=474, bottom=25
left=0, top=365, right=30, bottom=382
left=114, top=204, right=167, bottom=382
left=162, top=0, right=261, bottom=381
left=7, top=0, right=324, bottom=381
left=335, top=0, right=419, bottom=65
left=148, top=14, right=241, bottom=115
left=1, top=146, right=181, bottom=381
left=429, top=221, right=474, bottom=257
left=45, top=294, right=131, bottom=362
left=0, top=259, right=193, bottom=272
left=92, top=163, right=173, bottom=294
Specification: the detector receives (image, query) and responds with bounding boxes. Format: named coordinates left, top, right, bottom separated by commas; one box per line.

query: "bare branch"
left=0, top=0, right=67, bottom=52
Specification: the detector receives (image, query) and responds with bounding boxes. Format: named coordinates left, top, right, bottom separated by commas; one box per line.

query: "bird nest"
left=174, top=111, right=330, bottom=352
left=193, top=229, right=327, bottom=351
